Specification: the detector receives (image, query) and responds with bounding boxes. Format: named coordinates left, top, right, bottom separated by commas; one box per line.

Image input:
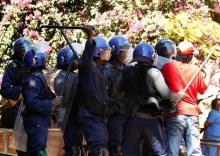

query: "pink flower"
left=45, top=47, right=53, bottom=54
left=4, top=14, right=11, bottom=21
left=125, top=31, right=133, bottom=38
left=24, top=0, right=32, bottom=9
left=129, top=26, right=137, bottom=32
left=135, top=10, right=144, bottom=19
left=23, top=28, right=28, bottom=35
left=18, top=0, right=23, bottom=10
left=34, top=10, right=42, bottom=20
left=215, top=5, right=220, bottom=13
left=49, top=8, right=56, bottom=14
left=59, top=12, right=64, bottom=19
left=126, top=17, right=133, bottom=23
left=29, top=31, right=39, bottom=39
left=135, top=23, right=145, bottom=30
left=25, top=14, right=33, bottom=21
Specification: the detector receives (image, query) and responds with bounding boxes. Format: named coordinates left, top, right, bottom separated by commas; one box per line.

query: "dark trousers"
left=24, top=122, right=48, bottom=156
left=108, top=115, right=127, bottom=149
left=122, top=116, right=167, bottom=156
left=78, top=107, right=108, bottom=156
left=64, top=119, right=83, bottom=156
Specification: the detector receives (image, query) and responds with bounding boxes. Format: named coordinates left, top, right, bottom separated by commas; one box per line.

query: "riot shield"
left=56, top=73, right=78, bottom=131
left=10, top=100, right=27, bottom=152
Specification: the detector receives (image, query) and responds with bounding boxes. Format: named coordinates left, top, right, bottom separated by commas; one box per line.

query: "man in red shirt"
left=155, top=39, right=218, bottom=156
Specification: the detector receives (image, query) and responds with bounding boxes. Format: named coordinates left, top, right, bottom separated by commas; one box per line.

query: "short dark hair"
left=211, top=98, right=220, bottom=109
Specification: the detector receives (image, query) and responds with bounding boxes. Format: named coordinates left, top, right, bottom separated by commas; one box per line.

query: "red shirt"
left=161, top=61, right=208, bottom=116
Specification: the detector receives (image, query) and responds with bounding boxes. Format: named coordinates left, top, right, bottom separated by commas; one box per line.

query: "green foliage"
left=0, top=0, right=219, bottom=74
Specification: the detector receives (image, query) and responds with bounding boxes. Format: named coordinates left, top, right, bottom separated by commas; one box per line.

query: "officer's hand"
left=170, top=90, right=186, bottom=103
left=52, top=96, right=63, bottom=110
left=83, top=25, right=96, bottom=40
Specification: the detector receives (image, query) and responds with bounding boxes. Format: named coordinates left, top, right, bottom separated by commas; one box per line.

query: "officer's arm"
left=80, top=40, right=95, bottom=66
left=149, top=68, right=185, bottom=102
left=80, top=25, right=96, bottom=67
left=23, top=78, right=52, bottom=116
left=148, top=68, right=170, bottom=99
left=0, top=67, right=21, bottom=100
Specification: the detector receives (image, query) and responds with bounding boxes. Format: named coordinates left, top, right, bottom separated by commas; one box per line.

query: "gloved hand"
left=83, top=25, right=96, bottom=40
left=52, top=96, right=63, bottom=111
left=170, top=90, right=186, bottom=103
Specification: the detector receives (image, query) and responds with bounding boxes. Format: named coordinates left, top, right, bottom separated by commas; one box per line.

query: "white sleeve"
left=147, top=68, right=170, bottom=99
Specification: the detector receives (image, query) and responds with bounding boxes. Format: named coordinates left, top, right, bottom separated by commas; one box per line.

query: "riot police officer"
left=0, top=37, right=32, bottom=128
left=0, top=37, right=32, bottom=156
left=107, top=36, right=132, bottom=156
left=54, top=43, right=84, bottom=156
left=76, top=27, right=111, bottom=156
left=22, top=48, right=61, bottom=156
left=114, top=43, right=175, bottom=156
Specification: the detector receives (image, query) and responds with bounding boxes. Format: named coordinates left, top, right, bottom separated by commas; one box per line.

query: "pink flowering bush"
left=0, top=0, right=220, bottom=73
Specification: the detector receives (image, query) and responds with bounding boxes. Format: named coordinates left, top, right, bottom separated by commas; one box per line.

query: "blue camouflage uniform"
left=22, top=71, right=55, bottom=156
left=0, top=60, right=29, bottom=128
left=54, top=70, right=83, bottom=156
left=76, top=39, right=110, bottom=155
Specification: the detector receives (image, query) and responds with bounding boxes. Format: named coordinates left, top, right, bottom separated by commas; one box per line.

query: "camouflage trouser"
left=165, top=115, right=201, bottom=156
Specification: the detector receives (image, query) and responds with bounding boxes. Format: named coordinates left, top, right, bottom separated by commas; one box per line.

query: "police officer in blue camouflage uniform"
left=114, top=43, right=174, bottom=156
left=76, top=26, right=111, bottom=156
left=0, top=37, right=32, bottom=129
left=0, top=37, right=32, bottom=156
left=107, top=36, right=132, bottom=156
left=22, top=48, right=61, bottom=156
left=54, top=44, right=84, bottom=156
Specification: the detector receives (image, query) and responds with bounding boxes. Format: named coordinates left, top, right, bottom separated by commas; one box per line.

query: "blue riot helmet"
left=155, top=38, right=177, bottom=58
left=13, top=37, right=32, bottom=59
left=92, top=36, right=111, bottom=62
left=109, top=36, right=130, bottom=56
left=56, top=47, right=74, bottom=68
left=56, top=43, right=84, bottom=69
left=133, top=43, right=155, bottom=62
left=109, top=36, right=132, bottom=64
left=24, top=48, right=45, bottom=69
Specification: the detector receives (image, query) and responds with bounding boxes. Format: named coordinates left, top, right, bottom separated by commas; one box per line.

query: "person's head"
left=56, top=43, right=84, bottom=70
left=13, top=37, right=32, bottom=61
left=92, top=37, right=111, bottom=65
left=23, top=48, right=46, bottom=70
left=109, top=36, right=132, bottom=64
left=155, top=38, right=177, bottom=59
left=133, top=43, right=155, bottom=65
left=176, top=41, right=199, bottom=63
left=211, top=98, right=220, bottom=111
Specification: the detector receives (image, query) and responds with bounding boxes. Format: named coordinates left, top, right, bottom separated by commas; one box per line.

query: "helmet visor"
left=118, top=47, right=133, bottom=64
left=100, top=48, right=111, bottom=61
